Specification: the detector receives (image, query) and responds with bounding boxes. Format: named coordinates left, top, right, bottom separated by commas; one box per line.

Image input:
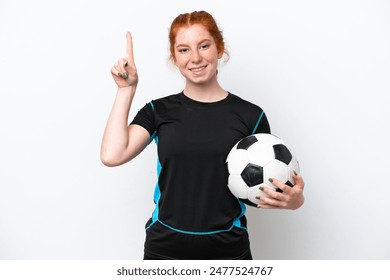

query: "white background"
left=0, top=0, right=389, bottom=260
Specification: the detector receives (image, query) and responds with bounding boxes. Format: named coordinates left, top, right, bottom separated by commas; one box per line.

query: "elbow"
left=100, top=148, right=132, bottom=167
left=100, top=153, right=115, bottom=167
left=100, top=149, right=121, bottom=167
left=101, top=156, right=117, bottom=167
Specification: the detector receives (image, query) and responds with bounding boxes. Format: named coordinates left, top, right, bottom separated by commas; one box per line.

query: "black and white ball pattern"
left=226, top=133, right=300, bottom=207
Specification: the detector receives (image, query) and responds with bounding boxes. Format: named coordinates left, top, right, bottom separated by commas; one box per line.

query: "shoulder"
left=228, top=93, right=271, bottom=134
left=150, top=92, right=181, bottom=111
left=229, top=93, right=264, bottom=113
left=151, top=92, right=181, bottom=105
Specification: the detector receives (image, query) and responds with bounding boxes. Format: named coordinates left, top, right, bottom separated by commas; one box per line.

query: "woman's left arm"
left=257, top=172, right=305, bottom=210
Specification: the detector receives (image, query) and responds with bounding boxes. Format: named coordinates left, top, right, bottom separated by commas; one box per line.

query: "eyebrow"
left=175, top=39, right=212, bottom=49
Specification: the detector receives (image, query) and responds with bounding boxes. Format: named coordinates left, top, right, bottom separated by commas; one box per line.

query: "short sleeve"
left=130, top=102, right=155, bottom=136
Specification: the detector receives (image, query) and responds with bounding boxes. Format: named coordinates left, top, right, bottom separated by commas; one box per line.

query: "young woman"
left=101, top=11, right=305, bottom=260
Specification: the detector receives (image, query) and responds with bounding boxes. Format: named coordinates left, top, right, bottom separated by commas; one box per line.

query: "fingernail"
left=124, top=62, right=128, bottom=67
left=117, top=72, right=121, bottom=77
left=268, top=178, right=274, bottom=183
left=255, top=196, right=260, bottom=200
left=293, top=170, right=298, bottom=176
left=259, top=186, right=264, bottom=191
left=123, top=72, right=128, bottom=79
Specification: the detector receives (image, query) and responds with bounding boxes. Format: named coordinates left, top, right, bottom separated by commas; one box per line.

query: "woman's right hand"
left=111, top=32, right=138, bottom=88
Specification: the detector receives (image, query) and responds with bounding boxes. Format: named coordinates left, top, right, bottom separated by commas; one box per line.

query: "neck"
left=183, top=80, right=227, bottom=103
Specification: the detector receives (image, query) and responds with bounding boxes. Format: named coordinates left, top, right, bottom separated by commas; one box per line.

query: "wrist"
left=117, top=85, right=137, bottom=95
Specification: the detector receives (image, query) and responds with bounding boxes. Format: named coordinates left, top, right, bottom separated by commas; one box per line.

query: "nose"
left=191, top=49, right=202, bottom=63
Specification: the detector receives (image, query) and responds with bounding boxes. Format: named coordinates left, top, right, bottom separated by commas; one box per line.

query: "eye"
left=200, top=44, right=210, bottom=50
left=178, top=48, right=189, bottom=53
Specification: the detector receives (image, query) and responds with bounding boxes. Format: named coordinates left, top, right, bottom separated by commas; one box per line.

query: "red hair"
left=168, top=11, right=228, bottom=62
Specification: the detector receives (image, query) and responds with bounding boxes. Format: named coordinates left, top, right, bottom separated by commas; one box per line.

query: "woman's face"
left=173, top=24, right=222, bottom=86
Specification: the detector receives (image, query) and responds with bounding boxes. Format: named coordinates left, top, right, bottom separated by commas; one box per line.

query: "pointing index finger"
left=126, top=31, right=135, bottom=64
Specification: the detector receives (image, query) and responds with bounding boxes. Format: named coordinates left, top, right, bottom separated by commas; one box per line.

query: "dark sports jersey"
left=131, top=91, right=271, bottom=259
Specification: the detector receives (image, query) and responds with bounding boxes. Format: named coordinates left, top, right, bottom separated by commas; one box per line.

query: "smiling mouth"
left=189, top=65, right=207, bottom=72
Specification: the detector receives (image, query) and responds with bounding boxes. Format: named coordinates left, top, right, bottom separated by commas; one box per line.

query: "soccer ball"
left=226, top=133, right=299, bottom=207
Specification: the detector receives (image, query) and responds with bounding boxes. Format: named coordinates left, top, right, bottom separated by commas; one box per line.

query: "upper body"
left=100, top=11, right=305, bottom=259
left=132, top=91, right=270, bottom=259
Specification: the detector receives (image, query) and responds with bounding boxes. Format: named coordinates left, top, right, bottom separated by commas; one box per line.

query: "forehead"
left=174, top=24, right=213, bottom=45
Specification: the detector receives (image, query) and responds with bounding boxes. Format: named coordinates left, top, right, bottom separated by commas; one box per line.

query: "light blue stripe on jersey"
left=252, top=111, right=265, bottom=134
left=145, top=102, right=159, bottom=230
left=151, top=158, right=162, bottom=222
left=149, top=100, right=154, bottom=111
left=158, top=220, right=238, bottom=235
left=233, top=200, right=248, bottom=230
